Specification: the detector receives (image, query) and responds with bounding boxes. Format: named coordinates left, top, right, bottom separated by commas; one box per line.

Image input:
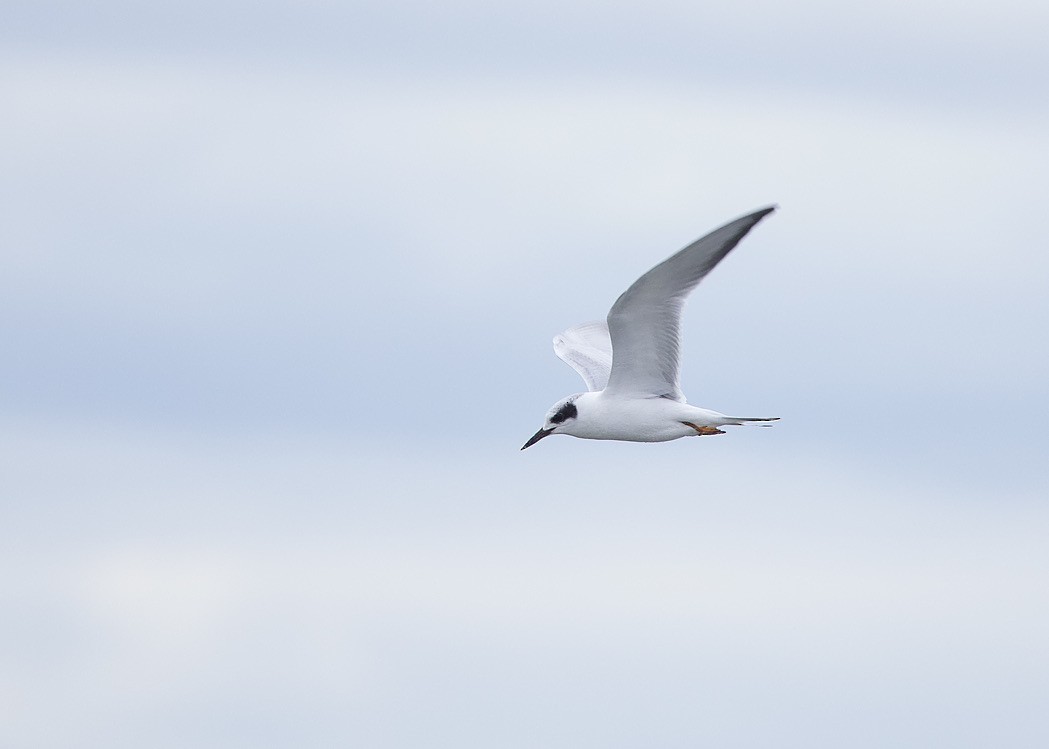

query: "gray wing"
left=553, top=321, right=613, bottom=392
left=603, top=206, right=776, bottom=400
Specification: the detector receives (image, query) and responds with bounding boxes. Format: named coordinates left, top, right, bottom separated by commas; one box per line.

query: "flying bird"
left=522, top=206, right=779, bottom=450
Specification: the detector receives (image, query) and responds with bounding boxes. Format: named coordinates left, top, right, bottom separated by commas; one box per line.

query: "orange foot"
left=682, top=422, right=725, bottom=436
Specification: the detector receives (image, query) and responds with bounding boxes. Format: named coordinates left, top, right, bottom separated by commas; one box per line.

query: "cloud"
left=1, top=6, right=1048, bottom=745
left=5, top=0, right=1047, bottom=110
left=1, top=56, right=1046, bottom=438
left=2, top=426, right=1048, bottom=747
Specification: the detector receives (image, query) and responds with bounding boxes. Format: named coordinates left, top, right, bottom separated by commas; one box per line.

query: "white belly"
left=566, top=393, right=729, bottom=443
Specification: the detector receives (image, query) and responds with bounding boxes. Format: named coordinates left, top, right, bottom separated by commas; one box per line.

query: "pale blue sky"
left=2, top=0, right=1048, bottom=746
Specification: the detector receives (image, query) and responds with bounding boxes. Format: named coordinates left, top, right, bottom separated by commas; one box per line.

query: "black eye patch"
left=549, top=401, right=578, bottom=424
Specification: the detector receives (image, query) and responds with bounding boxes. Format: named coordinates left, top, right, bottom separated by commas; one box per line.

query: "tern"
left=522, top=206, right=779, bottom=450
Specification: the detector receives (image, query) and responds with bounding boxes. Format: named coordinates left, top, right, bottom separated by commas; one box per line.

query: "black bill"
left=520, top=427, right=554, bottom=450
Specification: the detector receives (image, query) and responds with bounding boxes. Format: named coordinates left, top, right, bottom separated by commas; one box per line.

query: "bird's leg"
left=682, top=422, right=725, bottom=436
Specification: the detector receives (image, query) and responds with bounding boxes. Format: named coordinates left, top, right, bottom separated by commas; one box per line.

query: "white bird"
left=522, top=206, right=779, bottom=450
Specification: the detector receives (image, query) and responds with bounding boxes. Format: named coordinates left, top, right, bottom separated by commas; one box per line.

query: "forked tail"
left=728, top=416, right=780, bottom=427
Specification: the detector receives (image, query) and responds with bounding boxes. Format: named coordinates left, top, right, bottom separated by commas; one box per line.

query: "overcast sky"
left=2, top=1, right=1048, bottom=747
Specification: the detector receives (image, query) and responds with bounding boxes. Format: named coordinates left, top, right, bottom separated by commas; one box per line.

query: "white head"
left=521, top=394, right=583, bottom=450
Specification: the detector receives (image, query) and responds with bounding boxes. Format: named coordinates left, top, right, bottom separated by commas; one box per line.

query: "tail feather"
left=726, top=416, right=780, bottom=427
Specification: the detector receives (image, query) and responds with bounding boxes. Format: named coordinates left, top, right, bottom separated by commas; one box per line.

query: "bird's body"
left=522, top=206, right=779, bottom=450
left=551, top=392, right=748, bottom=443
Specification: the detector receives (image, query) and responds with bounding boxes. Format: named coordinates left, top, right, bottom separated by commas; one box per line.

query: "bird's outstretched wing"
left=553, top=321, right=613, bottom=392
left=603, top=206, right=775, bottom=401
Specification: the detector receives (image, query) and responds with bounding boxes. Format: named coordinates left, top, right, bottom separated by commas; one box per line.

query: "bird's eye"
left=550, top=401, right=577, bottom=424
